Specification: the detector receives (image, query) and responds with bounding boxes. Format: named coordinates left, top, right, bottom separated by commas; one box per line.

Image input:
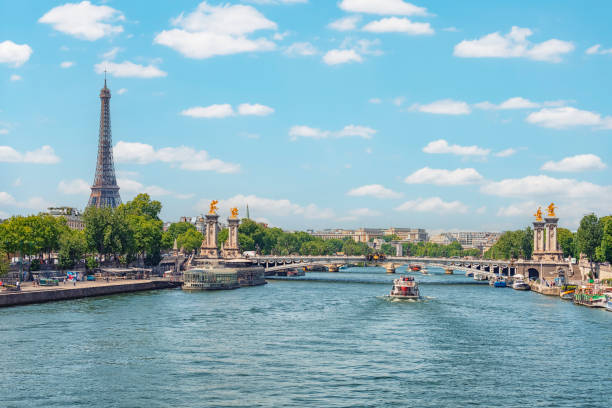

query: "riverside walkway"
left=0, top=279, right=179, bottom=307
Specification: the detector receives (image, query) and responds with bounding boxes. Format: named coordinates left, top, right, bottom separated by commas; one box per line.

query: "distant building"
left=310, top=227, right=428, bottom=243
left=384, top=228, right=428, bottom=242
left=430, top=233, right=458, bottom=245
left=447, top=231, right=502, bottom=249
left=47, top=207, right=84, bottom=230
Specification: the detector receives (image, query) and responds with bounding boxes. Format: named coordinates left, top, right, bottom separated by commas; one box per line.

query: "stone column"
left=223, top=217, right=241, bottom=259
left=544, top=217, right=563, bottom=261
left=532, top=221, right=545, bottom=261
left=200, top=214, right=220, bottom=258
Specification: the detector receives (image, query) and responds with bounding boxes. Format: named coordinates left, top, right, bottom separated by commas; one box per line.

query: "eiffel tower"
left=88, top=74, right=121, bottom=208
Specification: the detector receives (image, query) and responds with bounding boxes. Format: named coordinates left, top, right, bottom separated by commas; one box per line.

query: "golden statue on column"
left=534, top=207, right=543, bottom=222
left=230, top=207, right=239, bottom=219
left=547, top=203, right=556, bottom=217
left=209, top=200, right=219, bottom=215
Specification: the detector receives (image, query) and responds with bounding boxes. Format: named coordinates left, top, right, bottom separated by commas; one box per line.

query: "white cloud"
left=60, top=61, right=74, bottom=68
left=495, top=148, right=517, bottom=157
left=10, top=74, right=22, bottom=82
left=362, top=17, right=433, bottom=35
left=117, top=178, right=172, bottom=197
left=94, top=60, right=167, bottom=78
left=526, top=106, right=612, bottom=129
left=58, top=179, right=90, bottom=195
left=395, top=197, right=468, bottom=214
left=113, top=141, right=240, bottom=173
left=409, top=99, right=471, bottom=115
left=237, top=103, right=275, bottom=116
left=585, top=44, right=612, bottom=55
left=0, top=192, right=52, bottom=211
left=404, top=167, right=484, bottom=185
left=347, top=184, right=402, bottom=199
left=476, top=206, right=487, bottom=214
left=285, top=42, right=318, bottom=56
left=181, top=104, right=235, bottom=118
left=0, top=40, right=33, bottom=67
left=328, top=15, right=361, bottom=31
left=423, top=139, right=490, bottom=157
left=0, top=145, right=60, bottom=164
left=195, top=194, right=334, bottom=220
left=181, top=103, right=274, bottom=118
left=102, top=47, right=122, bottom=60
left=339, top=0, right=428, bottom=16
left=393, top=96, right=405, bottom=106
left=474, top=97, right=540, bottom=110
left=0, top=129, right=8, bottom=135
left=39, top=1, right=124, bottom=41
left=369, top=98, right=382, bottom=104
left=289, top=125, right=376, bottom=140
left=454, top=26, right=574, bottom=63
left=496, top=201, right=538, bottom=217
left=323, top=49, right=362, bottom=65
left=117, top=88, right=127, bottom=95
left=541, top=154, right=606, bottom=172
left=153, top=2, right=277, bottom=59
left=481, top=175, right=612, bottom=201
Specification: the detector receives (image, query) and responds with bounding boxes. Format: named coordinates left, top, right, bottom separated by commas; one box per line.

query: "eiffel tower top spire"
left=88, top=78, right=121, bottom=208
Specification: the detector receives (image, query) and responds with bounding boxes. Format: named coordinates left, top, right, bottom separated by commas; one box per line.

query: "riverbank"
left=0, top=279, right=179, bottom=308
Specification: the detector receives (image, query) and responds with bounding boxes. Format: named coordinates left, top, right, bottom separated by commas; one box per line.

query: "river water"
left=1, top=267, right=610, bottom=407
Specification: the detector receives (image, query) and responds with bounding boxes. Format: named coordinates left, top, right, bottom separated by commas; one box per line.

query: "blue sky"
left=1, top=0, right=611, bottom=231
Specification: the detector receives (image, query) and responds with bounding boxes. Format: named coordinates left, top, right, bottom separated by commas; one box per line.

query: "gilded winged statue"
left=230, top=207, right=239, bottom=218
left=209, top=200, right=219, bottom=215
left=547, top=203, right=556, bottom=217
left=534, top=207, right=543, bottom=221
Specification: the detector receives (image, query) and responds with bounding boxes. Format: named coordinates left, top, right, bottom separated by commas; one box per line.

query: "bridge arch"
left=527, top=268, right=539, bottom=281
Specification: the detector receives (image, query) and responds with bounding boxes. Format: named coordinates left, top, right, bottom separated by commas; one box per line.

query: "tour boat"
left=574, top=285, right=607, bottom=308
left=390, top=276, right=420, bottom=300
left=511, top=275, right=530, bottom=291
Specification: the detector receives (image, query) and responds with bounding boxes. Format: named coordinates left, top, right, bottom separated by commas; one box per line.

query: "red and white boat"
left=390, top=276, right=420, bottom=300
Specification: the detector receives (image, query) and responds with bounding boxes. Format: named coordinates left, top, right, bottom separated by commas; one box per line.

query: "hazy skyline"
left=1, top=0, right=611, bottom=231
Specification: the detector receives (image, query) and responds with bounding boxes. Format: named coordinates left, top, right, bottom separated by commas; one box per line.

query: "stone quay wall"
left=0, top=280, right=177, bottom=308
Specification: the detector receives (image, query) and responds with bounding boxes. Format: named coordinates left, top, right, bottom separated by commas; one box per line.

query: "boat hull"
left=390, top=295, right=420, bottom=300
left=512, top=284, right=530, bottom=291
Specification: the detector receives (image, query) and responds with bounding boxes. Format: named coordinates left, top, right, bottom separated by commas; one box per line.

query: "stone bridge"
left=251, top=255, right=575, bottom=281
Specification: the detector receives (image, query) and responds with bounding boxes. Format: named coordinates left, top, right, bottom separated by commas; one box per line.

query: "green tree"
left=177, top=229, right=204, bottom=254
left=576, top=214, right=603, bottom=262
left=58, top=229, right=87, bottom=269
left=161, top=222, right=196, bottom=249
left=597, top=216, right=612, bottom=263
left=122, top=193, right=162, bottom=220
left=0, top=249, right=9, bottom=278
left=557, top=227, right=576, bottom=259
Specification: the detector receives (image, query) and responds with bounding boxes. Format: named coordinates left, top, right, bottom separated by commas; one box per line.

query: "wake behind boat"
left=390, top=276, right=420, bottom=300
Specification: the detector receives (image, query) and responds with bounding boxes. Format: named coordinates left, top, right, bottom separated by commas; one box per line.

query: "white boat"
left=512, top=275, right=530, bottom=291
left=390, top=276, right=420, bottom=300
left=474, top=273, right=487, bottom=281
left=606, top=295, right=612, bottom=312
left=421, top=268, right=429, bottom=275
